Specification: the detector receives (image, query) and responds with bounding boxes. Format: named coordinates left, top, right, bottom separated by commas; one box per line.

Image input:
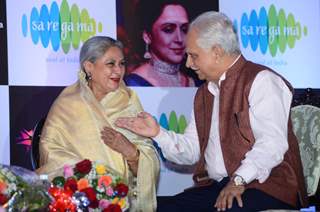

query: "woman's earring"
left=143, top=43, right=151, bottom=59
left=85, top=72, right=92, bottom=81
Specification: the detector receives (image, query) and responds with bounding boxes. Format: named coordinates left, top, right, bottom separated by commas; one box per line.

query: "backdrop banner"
left=9, top=86, right=64, bottom=170
left=220, top=0, right=320, bottom=88
left=7, top=0, right=117, bottom=86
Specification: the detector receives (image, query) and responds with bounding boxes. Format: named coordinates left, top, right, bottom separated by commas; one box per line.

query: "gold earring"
left=144, top=43, right=151, bottom=59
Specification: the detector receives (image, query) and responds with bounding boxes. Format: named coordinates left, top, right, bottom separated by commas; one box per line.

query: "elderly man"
left=116, top=11, right=307, bottom=211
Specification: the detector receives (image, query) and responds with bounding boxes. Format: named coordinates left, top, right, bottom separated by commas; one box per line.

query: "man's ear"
left=142, top=30, right=152, bottom=44
left=211, top=45, right=224, bottom=63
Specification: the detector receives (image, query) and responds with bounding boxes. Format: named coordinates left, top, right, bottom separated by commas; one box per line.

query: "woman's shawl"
left=37, top=71, right=160, bottom=211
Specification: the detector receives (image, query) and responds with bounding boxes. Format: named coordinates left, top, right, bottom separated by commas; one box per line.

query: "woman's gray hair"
left=79, top=36, right=124, bottom=71
left=189, top=11, right=240, bottom=55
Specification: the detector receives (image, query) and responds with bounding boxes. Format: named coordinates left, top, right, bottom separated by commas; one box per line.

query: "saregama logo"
left=154, top=111, right=187, bottom=162
left=21, top=0, right=103, bottom=53
left=235, top=4, right=307, bottom=56
left=156, top=111, right=187, bottom=133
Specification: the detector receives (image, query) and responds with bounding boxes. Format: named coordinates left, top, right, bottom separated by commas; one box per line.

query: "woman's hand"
left=100, top=127, right=137, bottom=159
left=115, top=112, right=160, bottom=137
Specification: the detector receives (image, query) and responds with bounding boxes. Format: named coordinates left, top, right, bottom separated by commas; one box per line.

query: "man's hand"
left=115, top=112, right=160, bottom=137
left=214, top=180, right=245, bottom=211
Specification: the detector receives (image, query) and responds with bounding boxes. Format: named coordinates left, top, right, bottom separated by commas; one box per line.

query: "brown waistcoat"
left=193, top=56, right=308, bottom=207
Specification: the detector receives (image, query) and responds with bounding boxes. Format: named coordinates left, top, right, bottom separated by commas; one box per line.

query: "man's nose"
left=186, top=56, right=197, bottom=70
left=186, top=56, right=190, bottom=68
left=186, top=55, right=192, bottom=68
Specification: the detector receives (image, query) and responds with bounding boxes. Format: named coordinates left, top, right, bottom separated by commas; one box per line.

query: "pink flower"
left=99, top=199, right=111, bottom=209
left=106, top=187, right=114, bottom=196
left=63, top=165, right=74, bottom=178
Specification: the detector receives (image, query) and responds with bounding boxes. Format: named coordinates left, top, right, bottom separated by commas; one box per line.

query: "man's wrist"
left=231, top=175, right=246, bottom=186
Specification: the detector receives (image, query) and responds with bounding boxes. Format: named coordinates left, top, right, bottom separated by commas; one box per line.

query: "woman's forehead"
left=156, top=5, right=189, bottom=24
left=99, top=47, right=124, bottom=60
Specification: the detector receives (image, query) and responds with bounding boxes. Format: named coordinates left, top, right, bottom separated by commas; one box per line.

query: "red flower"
left=80, top=187, right=98, bottom=208
left=48, top=186, right=76, bottom=211
left=90, top=199, right=99, bottom=209
left=103, top=204, right=121, bottom=212
left=48, top=187, right=63, bottom=199
left=64, top=177, right=78, bottom=193
left=75, top=159, right=92, bottom=174
left=0, top=193, right=8, bottom=205
left=114, top=183, right=128, bottom=197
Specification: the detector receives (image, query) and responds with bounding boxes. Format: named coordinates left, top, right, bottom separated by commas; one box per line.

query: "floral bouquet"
left=0, top=164, right=51, bottom=211
left=48, top=159, right=129, bottom=212
left=0, top=165, right=20, bottom=206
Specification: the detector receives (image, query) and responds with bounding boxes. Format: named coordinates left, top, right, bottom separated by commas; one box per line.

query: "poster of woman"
left=117, top=0, right=219, bottom=87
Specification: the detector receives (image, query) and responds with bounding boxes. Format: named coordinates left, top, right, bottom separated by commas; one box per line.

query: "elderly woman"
left=37, top=36, right=160, bottom=211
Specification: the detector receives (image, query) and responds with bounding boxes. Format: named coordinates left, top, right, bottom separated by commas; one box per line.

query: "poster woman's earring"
left=144, top=43, right=151, bottom=59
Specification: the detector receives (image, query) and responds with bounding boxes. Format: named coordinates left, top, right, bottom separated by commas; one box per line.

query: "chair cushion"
left=291, top=105, right=320, bottom=196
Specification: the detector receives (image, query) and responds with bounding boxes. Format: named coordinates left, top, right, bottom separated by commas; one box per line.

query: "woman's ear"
left=142, top=30, right=152, bottom=44
left=83, top=60, right=93, bottom=75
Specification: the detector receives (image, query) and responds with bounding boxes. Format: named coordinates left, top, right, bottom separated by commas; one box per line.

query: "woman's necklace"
left=149, top=58, right=183, bottom=86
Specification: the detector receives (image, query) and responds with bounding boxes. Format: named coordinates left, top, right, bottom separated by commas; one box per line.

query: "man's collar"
left=208, top=54, right=243, bottom=89
left=227, top=54, right=242, bottom=70
left=225, top=54, right=247, bottom=79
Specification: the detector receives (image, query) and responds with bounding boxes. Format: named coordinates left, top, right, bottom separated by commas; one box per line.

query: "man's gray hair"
left=79, top=36, right=123, bottom=71
left=189, top=11, right=240, bottom=55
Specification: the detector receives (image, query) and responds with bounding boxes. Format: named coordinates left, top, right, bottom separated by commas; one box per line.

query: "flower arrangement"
left=0, top=165, right=20, bottom=205
left=49, top=159, right=129, bottom=212
left=0, top=164, right=51, bottom=211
